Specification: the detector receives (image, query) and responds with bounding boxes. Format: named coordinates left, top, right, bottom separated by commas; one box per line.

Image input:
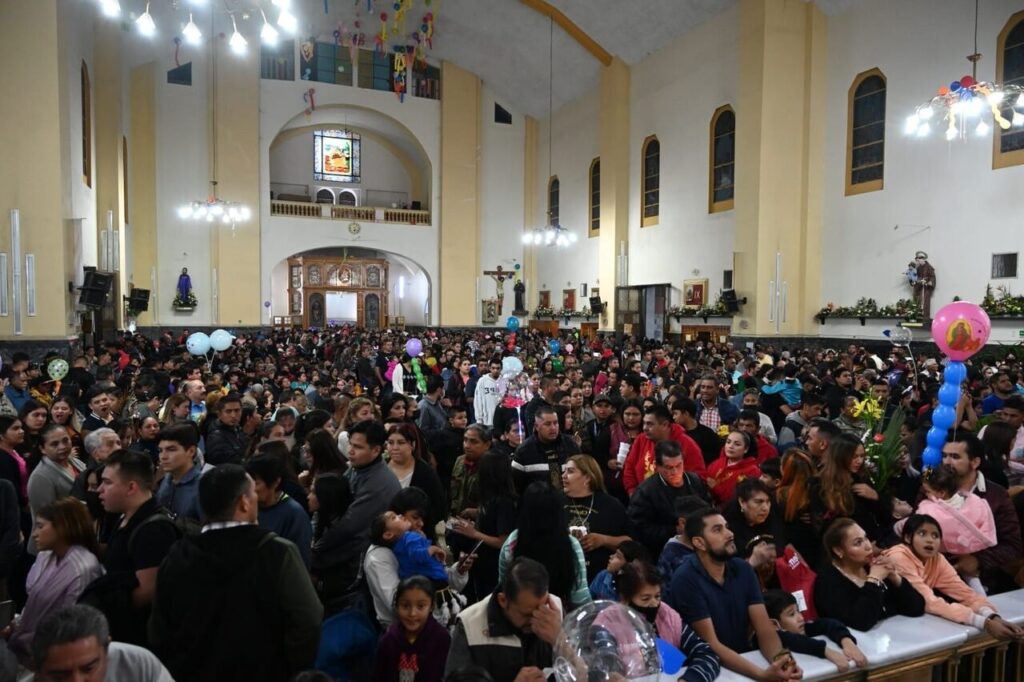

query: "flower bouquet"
left=172, top=291, right=199, bottom=309
left=852, top=395, right=906, bottom=493
left=533, top=306, right=556, bottom=318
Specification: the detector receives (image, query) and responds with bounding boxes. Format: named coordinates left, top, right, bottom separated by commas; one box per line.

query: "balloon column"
left=922, top=302, right=992, bottom=468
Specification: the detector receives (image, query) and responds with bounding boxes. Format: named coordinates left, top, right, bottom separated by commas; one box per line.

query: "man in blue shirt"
left=667, top=509, right=801, bottom=681
left=3, top=370, right=30, bottom=413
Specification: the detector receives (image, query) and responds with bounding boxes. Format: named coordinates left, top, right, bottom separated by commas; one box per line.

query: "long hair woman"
left=814, top=433, right=889, bottom=542
left=497, top=482, right=592, bottom=611
left=775, top=448, right=821, bottom=569
left=18, top=400, right=50, bottom=474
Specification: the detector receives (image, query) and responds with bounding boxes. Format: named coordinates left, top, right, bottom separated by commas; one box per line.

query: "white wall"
left=821, top=0, right=1024, bottom=328
left=627, top=5, right=738, bottom=309
left=478, top=85, right=526, bottom=325
left=269, top=129, right=413, bottom=202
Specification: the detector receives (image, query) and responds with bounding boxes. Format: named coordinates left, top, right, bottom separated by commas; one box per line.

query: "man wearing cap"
left=909, top=251, right=936, bottom=318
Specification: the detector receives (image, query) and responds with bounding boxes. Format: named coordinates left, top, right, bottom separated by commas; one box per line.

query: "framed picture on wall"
left=683, top=279, right=708, bottom=309
left=539, top=290, right=551, bottom=308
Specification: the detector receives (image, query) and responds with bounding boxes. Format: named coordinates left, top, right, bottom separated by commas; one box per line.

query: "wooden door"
left=308, top=292, right=325, bottom=328
left=365, top=293, right=380, bottom=330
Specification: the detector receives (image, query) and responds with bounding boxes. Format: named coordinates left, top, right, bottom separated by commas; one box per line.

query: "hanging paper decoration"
left=300, top=40, right=316, bottom=80
left=421, top=11, right=434, bottom=49
left=376, top=13, right=388, bottom=53
left=392, top=49, right=408, bottom=102
left=391, top=0, right=411, bottom=37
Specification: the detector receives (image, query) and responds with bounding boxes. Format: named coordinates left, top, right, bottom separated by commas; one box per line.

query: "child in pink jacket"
left=885, top=515, right=999, bottom=630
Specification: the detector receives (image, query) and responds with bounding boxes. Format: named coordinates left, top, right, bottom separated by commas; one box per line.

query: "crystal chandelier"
left=177, top=182, right=252, bottom=223
left=906, top=0, right=1024, bottom=140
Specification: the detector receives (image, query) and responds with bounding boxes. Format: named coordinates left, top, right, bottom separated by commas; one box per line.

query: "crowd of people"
left=0, top=324, right=1022, bottom=681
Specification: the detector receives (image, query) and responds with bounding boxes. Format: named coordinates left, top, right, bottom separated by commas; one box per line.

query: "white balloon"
left=209, top=329, right=234, bottom=352
left=186, top=332, right=211, bottom=355
left=502, top=356, right=524, bottom=374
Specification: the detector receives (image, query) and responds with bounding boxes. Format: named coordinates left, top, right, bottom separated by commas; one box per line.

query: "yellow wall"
left=129, top=63, right=158, bottom=326
left=212, top=40, right=262, bottom=325
left=0, top=0, right=71, bottom=339
left=734, top=0, right=826, bottom=336
left=438, top=61, right=481, bottom=326
left=598, top=58, right=631, bottom=329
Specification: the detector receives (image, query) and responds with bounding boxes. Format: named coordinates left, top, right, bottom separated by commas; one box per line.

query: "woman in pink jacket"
left=885, top=515, right=1023, bottom=641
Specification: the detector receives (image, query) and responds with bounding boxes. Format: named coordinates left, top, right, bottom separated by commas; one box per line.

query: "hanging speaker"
left=589, top=296, right=604, bottom=312
left=128, top=288, right=150, bottom=311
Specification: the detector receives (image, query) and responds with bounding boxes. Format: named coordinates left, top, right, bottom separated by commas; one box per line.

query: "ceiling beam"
left=519, top=0, right=613, bottom=66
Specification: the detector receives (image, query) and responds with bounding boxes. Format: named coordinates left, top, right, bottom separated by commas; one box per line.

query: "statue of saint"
left=513, top=279, right=527, bottom=314
left=908, top=251, right=936, bottom=319
left=176, top=267, right=193, bottom=303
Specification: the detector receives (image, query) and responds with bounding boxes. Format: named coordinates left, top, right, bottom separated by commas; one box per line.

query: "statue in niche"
left=174, top=267, right=196, bottom=308
left=513, top=278, right=527, bottom=314
left=907, top=250, right=936, bottom=319
left=367, top=266, right=381, bottom=288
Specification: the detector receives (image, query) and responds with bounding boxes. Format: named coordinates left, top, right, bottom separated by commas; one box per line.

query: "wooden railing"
left=270, top=200, right=430, bottom=226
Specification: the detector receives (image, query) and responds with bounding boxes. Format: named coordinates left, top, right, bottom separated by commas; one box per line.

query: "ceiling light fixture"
left=136, top=2, right=156, bottom=36
left=182, top=13, right=202, bottom=45
left=523, top=18, right=576, bottom=249
left=229, top=16, right=248, bottom=54
left=260, top=9, right=279, bottom=45
left=277, top=7, right=298, bottom=34
left=907, top=0, right=1024, bottom=140
left=99, top=0, right=121, bottom=18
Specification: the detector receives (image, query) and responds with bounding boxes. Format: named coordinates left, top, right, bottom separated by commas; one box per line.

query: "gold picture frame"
left=682, top=279, right=709, bottom=309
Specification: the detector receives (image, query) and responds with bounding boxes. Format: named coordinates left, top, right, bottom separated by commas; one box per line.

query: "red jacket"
left=716, top=434, right=778, bottom=466
left=706, top=455, right=762, bottom=505
left=623, top=423, right=706, bottom=495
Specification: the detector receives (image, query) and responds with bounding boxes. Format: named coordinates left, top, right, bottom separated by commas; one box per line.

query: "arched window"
left=709, top=106, right=735, bottom=213
left=589, top=158, right=600, bottom=237
left=641, top=136, right=659, bottom=226
left=338, top=190, right=357, bottom=206
left=548, top=176, right=560, bottom=225
left=846, top=69, right=886, bottom=195
left=995, top=11, right=1024, bottom=169
left=315, top=188, right=334, bottom=204
left=81, top=61, right=92, bottom=188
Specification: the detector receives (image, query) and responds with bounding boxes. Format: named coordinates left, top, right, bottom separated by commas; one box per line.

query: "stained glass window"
left=314, top=130, right=361, bottom=183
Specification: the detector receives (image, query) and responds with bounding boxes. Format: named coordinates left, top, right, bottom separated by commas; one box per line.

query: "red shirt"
left=706, top=455, right=762, bottom=505
left=716, top=434, right=778, bottom=466
left=623, top=423, right=706, bottom=495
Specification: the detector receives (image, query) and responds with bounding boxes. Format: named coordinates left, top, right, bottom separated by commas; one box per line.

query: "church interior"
left=1, top=0, right=1023, bottom=349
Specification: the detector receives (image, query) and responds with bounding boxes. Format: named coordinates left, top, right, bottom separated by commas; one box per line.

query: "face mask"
left=631, top=602, right=660, bottom=624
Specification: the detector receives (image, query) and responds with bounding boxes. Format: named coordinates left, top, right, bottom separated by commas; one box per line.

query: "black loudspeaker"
left=589, top=296, right=604, bottom=312
left=79, top=288, right=109, bottom=308
left=128, top=288, right=150, bottom=312
left=721, top=288, right=744, bottom=313
left=83, top=271, right=112, bottom=293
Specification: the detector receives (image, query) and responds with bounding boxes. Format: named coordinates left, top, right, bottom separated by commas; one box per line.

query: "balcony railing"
left=270, top=200, right=430, bottom=226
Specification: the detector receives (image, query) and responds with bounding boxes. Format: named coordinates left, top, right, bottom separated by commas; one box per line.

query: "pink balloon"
left=565, top=344, right=574, bottom=353
left=931, top=301, right=991, bottom=361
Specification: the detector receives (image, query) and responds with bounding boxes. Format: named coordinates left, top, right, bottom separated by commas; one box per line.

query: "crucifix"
left=483, top=265, right=511, bottom=315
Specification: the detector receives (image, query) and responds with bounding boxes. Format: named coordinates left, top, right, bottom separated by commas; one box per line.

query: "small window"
left=260, top=39, right=295, bottom=81
left=992, top=253, right=1019, bottom=279
left=995, top=12, right=1024, bottom=169
left=81, top=61, right=92, bottom=188
left=846, top=69, right=886, bottom=195
left=548, top=176, right=560, bottom=225
left=357, top=49, right=393, bottom=91
left=709, top=105, right=735, bottom=213
left=300, top=41, right=353, bottom=86
left=723, top=270, right=734, bottom=290
left=641, top=136, right=659, bottom=226
left=494, top=103, right=512, bottom=125
left=589, top=158, right=600, bottom=237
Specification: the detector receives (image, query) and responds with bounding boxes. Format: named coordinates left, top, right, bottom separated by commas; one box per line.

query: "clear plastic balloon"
left=883, top=327, right=913, bottom=346
left=501, top=356, right=524, bottom=375
left=553, top=601, right=662, bottom=681
left=47, top=358, right=68, bottom=381
left=186, top=332, right=211, bottom=355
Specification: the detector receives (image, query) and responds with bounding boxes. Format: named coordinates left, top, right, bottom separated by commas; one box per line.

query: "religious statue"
left=513, top=278, right=527, bottom=315
left=483, top=265, right=510, bottom=315
left=907, top=251, right=936, bottom=319
left=174, top=267, right=197, bottom=309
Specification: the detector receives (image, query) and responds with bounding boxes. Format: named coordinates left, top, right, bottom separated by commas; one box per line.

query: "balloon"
left=565, top=343, right=574, bottom=353
left=938, top=85, right=949, bottom=96
left=932, top=302, right=991, bottom=361
left=506, top=316, right=520, bottom=331
left=553, top=601, right=661, bottom=681
left=411, top=357, right=427, bottom=394
left=943, top=361, right=967, bottom=386
left=960, top=75, right=974, bottom=88
left=950, top=80, right=962, bottom=92
left=514, top=263, right=521, bottom=270
left=405, top=338, right=423, bottom=357
left=209, top=329, right=234, bottom=352
left=922, top=444, right=943, bottom=469
left=502, top=356, right=524, bottom=375
left=549, top=339, right=561, bottom=354
left=186, top=332, right=211, bottom=355
left=926, top=426, right=948, bottom=450
left=883, top=327, right=913, bottom=346
left=47, top=358, right=69, bottom=382
left=937, top=382, right=960, bottom=406
left=931, top=405, right=956, bottom=431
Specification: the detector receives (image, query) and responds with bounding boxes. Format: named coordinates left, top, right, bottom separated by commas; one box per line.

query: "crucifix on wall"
left=483, top=265, right=511, bottom=315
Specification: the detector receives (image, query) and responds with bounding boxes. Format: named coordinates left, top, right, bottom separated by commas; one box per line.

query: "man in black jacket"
left=512, top=406, right=577, bottom=494
left=149, top=464, right=322, bottom=681
left=522, top=375, right=558, bottom=438
left=628, top=441, right=710, bottom=558
left=204, top=393, right=249, bottom=465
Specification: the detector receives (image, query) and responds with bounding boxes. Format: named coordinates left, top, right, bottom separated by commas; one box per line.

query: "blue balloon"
left=944, top=361, right=967, bottom=386
left=932, top=405, right=957, bottom=431
left=950, top=80, right=962, bottom=92
left=505, top=316, right=520, bottom=331
left=186, top=332, right=211, bottom=356
left=926, top=425, right=948, bottom=450
left=937, top=383, right=960, bottom=406
left=549, top=339, right=561, bottom=354
left=921, top=445, right=943, bottom=469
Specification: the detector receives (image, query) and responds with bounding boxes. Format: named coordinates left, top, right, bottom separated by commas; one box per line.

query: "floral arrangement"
left=557, top=307, right=596, bottom=319
left=669, top=295, right=731, bottom=319
left=815, top=298, right=922, bottom=322
left=173, top=291, right=199, bottom=309
left=533, top=306, right=556, bottom=318
left=852, top=395, right=906, bottom=493
left=981, top=285, right=1024, bottom=317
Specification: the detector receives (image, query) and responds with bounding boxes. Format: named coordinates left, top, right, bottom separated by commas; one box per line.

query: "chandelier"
left=522, top=18, right=576, bottom=249
left=905, top=0, right=1024, bottom=140
left=177, top=182, right=252, bottom=223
